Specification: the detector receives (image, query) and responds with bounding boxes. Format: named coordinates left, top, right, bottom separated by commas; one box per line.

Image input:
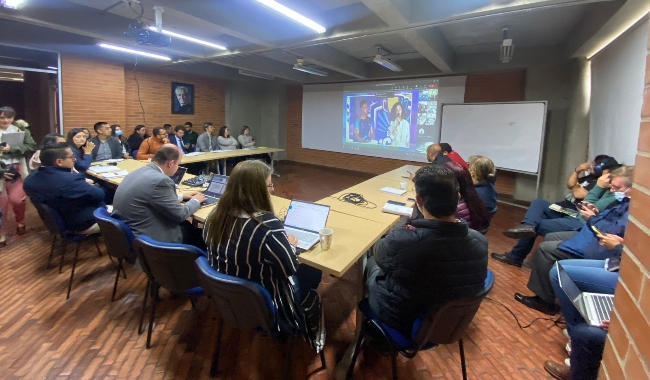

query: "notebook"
left=170, top=166, right=188, bottom=185
left=283, top=200, right=331, bottom=253
left=557, top=263, right=614, bottom=326
left=199, top=175, right=229, bottom=208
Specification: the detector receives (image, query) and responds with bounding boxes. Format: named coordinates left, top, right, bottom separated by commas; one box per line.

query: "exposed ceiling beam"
left=360, top=0, right=455, bottom=73
left=287, top=45, right=368, bottom=79
left=570, top=0, right=648, bottom=58
left=207, top=55, right=307, bottom=82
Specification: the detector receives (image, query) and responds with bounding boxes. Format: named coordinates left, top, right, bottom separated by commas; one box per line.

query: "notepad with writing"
left=382, top=202, right=413, bottom=216
left=380, top=187, right=406, bottom=196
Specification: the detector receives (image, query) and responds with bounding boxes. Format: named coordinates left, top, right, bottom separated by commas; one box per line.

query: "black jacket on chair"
left=368, top=218, right=488, bottom=333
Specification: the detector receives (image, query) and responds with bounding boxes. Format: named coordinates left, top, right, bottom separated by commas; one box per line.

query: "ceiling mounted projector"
left=500, top=28, right=514, bottom=63
left=373, top=46, right=403, bottom=72
left=293, top=59, right=328, bottom=76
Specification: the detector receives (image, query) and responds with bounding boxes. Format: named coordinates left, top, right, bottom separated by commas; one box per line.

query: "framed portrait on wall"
left=171, top=82, right=194, bottom=114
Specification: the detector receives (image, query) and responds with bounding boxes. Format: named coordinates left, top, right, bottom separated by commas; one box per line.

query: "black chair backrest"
left=134, top=236, right=205, bottom=294
left=413, top=271, right=494, bottom=348
left=32, top=201, right=65, bottom=236
left=195, top=256, right=275, bottom=331
left=93, top=208, right=135, bottom=260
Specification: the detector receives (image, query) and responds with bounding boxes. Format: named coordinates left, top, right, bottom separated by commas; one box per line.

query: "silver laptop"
left=557, top=263, right=614, bottom=325
left=199, top=175, right=228, bottom=208
left=283, top=200, right=330, bottom=252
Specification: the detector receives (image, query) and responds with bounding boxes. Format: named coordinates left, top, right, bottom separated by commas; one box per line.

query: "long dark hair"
left=218, top=125, right=230, bottom=138
left=204, top=161, right=274, bottom=247
left=444, top=161, right=489, bottom=230
left=131, top=125, right=148, bottom=139
left=40, top=133, right=64, bottom=149
left=67, top=128, right=87, bottom=156
left=390, top=102, right=405, bottom=121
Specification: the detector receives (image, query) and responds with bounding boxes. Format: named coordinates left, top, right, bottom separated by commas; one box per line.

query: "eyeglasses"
left=65, top=155, right=76, bottom=160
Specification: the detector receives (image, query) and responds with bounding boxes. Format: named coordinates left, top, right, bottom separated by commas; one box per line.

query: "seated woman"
left=238, top=125, right=271, bottom=163
left=468, top=155, right=498, bottom=213
left=444, top=161, right=490, bottom=232
left=67, top=128, right=95, bottom=172
left=217, top=126, right=239, bottom=150
left=110, top=124, right=131, bottom=158
left=127, top=125, right=148, bottom=152
left=29, top=133, right=65, bottom=170
left=203, top=160, right=323, bottom=339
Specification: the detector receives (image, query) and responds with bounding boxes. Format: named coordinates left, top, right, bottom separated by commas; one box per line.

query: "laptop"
left=283, top=200, right=331, bottom=253
left=557, top=263, right=614, bottom=326
left=199, top=175, right=229, bottom=208
left=170, top=166, right=188, bottom=185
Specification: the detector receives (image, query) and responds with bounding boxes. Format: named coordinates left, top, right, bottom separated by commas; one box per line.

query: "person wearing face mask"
left=110, top=124, right=131, bottom=158
left=513, top=165, right=633, bottom=315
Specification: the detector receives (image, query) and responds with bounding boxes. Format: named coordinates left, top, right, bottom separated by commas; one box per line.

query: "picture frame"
left=171, top=82, right=194, bottom=114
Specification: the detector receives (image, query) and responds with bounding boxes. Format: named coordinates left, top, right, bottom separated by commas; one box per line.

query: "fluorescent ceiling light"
left=2, top=0, right=24, bottom=9
left=255, top=0, right=326, bottom=34
left=293, top=59, right=327, bottom=76
left=373, top=55, right=403, bottom=72
left=148, top=27, right=227, bottom=50
left=98, top=43, right=172, bottom=61
left=47, top=66, right=58, bottom=70
left=238, top=70, right=275, bottom=80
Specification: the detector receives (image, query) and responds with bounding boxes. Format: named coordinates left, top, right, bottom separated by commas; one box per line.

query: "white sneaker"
left=565, top=358, right=571, bottom=367
left=563, top=329, right=570, bottom=340
left=566, top=342, right=571, bottom=355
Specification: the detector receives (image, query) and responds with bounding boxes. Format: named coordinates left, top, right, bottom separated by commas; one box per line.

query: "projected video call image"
left=343, top=83, right=439, bottom=155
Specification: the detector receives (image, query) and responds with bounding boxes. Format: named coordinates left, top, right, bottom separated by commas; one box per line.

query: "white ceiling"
left=0, top=0, right=628, bottom=82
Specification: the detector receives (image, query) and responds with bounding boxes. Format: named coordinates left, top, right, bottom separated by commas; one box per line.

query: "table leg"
left=334, top=254, right=367, bottom=380
left=271, top=152, right=280, bottom=177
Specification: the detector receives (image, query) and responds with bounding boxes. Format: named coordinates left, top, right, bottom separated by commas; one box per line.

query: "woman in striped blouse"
left=203, top=160, right=322, bottom=334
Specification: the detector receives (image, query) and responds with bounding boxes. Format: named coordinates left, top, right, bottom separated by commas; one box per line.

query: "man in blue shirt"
left=513, top=166, right=633, bottom=314
left=353, top=100, right=374, bottom=143
left=24, top=142, right=106, bottom=234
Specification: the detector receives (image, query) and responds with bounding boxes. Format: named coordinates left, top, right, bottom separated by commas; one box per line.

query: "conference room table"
left=180, top=147, right=284, bottom=174
left=377, top=164, right=423, bottom=181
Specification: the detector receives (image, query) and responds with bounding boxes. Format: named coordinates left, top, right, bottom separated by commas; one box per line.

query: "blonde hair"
left=610, top=165, right=634, bottom=187
left=204, top=160, right=274, bottom=247
left=468, top=155, right=496, bottom=184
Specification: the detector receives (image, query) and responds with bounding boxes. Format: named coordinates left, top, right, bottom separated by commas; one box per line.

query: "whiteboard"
left=440, top=102, right=547, bottom=174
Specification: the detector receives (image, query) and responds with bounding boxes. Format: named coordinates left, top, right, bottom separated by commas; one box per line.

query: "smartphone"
left=605, top=258, right=621, bottom=272
left=591, top=225, right=604, bottom=236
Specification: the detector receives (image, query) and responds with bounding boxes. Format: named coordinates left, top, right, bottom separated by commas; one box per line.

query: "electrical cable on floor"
left=332, top=193, right=377, bottom=209
left=133, top=55, right=146, bottom=124
left=485, top=297, right=566, bottom=330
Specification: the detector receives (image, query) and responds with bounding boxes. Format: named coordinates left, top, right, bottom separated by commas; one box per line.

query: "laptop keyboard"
left=285, top=227, right=319, bottom=249
left=593, top=295, right=613, bottom=321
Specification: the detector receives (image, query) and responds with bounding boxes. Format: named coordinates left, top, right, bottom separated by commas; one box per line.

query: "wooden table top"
left=178, top=147, right=284, bottom=164
left=86, top=159, right=147, bottom=186
left=377, top=164, right=423, bottom=181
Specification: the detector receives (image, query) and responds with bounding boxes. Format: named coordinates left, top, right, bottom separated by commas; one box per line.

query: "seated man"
left=196, top=122, right=218, bottom=152
left=89, top=121, right=125, bottom=161
left=557, top=155, right=618, bottom=210
left=367, top=165, right=488, bottom=335
left=543, top=259, right=618, bottom=380
left=169, top=125, right=191, bottom=154
left=408, top=144, right=452, bottom=179
left=136, top=126, right=169, bottom=160
left=113, top=145, right=206, bottom=244
left=514, top=168, right=631, bottom=314
left=440, top=143, right=468, bottom=170
left=24, top=142, right=105, bottom=234
left=492, top=164, right=628, bottom=267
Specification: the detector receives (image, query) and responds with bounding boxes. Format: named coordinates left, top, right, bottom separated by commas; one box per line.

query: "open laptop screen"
left=284, top=200, right=330, bottom=232
left=170, top=166, right=188, bottom=185
left=205, top=175, right=228, bottom=197
left=557, top=263, right=582, bottom=303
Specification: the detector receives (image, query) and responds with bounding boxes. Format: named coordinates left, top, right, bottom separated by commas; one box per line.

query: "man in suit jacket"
left=195, top=122, right=218, bottom=152
left=168, top=125, right=191, bottom=153
left=113, top=144, right=206, bottom=243
left=89, top=121, right=125, bottom=161
left=24, top=142, right=105, bottom=234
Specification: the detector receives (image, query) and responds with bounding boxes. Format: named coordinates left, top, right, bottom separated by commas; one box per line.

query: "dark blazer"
left=127, top=134, right=145, bottom=151
left=69, top=146, right=93, bottom=173
left=89, top=136, right=123, bottom=160
left=368, top=218, right=488, bottom=333
left=24, top=166, right=106, bottom=232
left=432, top=154, right=452, bottom=166
left=168, top=135, right=189, bottom=153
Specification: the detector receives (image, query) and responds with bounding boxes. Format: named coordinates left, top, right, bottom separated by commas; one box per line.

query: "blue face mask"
left=115, top=130, right=123, bottom=136
left=614, top=191, right=627, bottom=202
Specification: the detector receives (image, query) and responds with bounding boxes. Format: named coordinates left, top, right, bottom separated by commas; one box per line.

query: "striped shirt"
left=205, top=212, right=298, bottom=305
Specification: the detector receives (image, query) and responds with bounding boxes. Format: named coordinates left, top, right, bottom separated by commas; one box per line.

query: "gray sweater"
left=217, top=136, right=239, bottom=150
left=196, top=132, right=218, bottom=152
left=238, top=134, right=256, bottom=148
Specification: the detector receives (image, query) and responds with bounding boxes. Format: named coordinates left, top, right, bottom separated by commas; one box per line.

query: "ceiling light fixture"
left=47, top=66, right=58, bottom=70
left=147, top=27, right=227, bottom=50
left=1, top=0, right=24, bottom=9
left=255, top=0, right=326, bottom=34
left=500, top=28, right=514, bottom=63
left=293, top=59, right=328, bottom=76
left=98, top=43, right=172, bottom=61
left=373, top=46, right=403, bottom=72
left=238, top=70, right=275, bottom=80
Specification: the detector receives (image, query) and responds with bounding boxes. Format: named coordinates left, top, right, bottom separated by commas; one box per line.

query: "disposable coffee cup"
left=319, top=228, right=333, bottom=251
left=399, top=181, right=408, bottom=190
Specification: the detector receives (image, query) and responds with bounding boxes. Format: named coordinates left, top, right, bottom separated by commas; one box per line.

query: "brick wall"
left=285, top=70, right=526, bottom=195
left=60, top=54, right=225, bottom=137
left=599, top=18, right=650, bottom=379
